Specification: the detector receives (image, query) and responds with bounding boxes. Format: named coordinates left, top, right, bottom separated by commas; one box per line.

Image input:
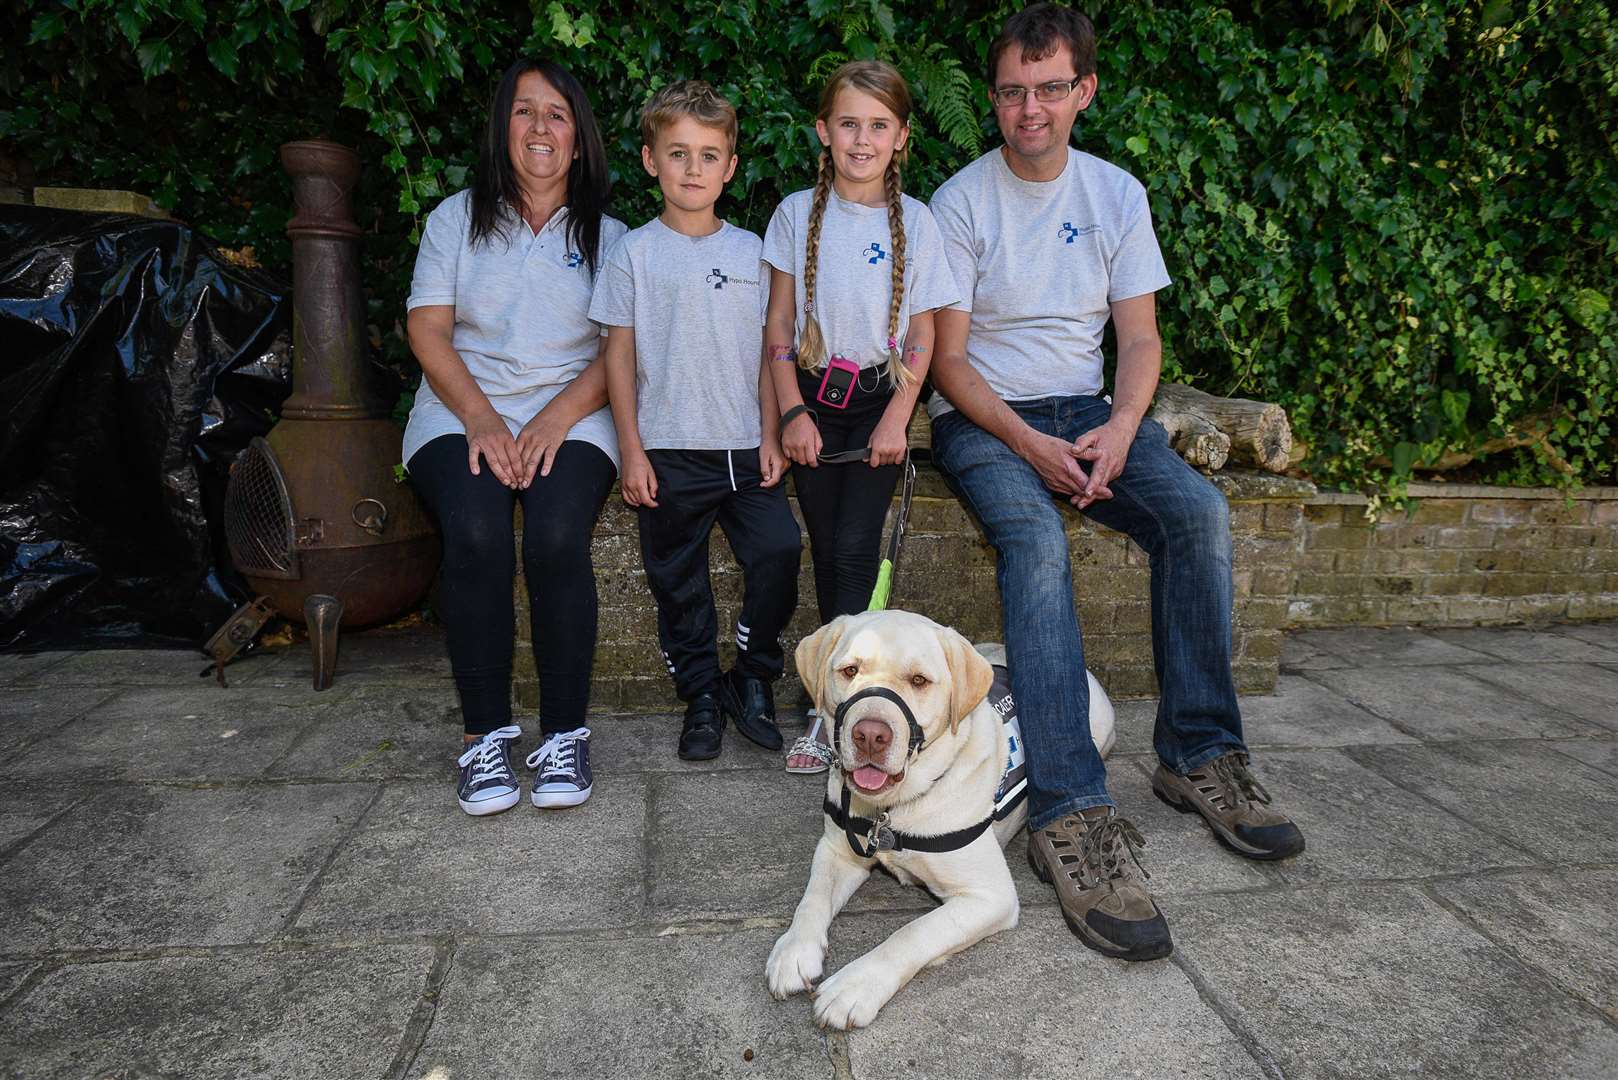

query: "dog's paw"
left=812, top=956, right=899, bottom=1030
left=766, top=929, right=825, bottom=999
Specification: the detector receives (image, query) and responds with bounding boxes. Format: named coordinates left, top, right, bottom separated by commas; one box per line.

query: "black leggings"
left=407, top=434, right=616, bottom=737
left=791, top=367, right=902, bottom=623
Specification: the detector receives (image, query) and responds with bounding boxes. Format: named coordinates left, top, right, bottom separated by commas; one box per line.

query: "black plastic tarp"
left=0, top=206, right=293, bottom=648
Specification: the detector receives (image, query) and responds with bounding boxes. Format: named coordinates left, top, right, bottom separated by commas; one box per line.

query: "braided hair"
left=797, top=60, right=916, bottom=389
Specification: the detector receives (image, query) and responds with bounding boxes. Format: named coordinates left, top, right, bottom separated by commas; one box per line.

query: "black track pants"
left=637, top=448, right=801, bottom=701
left=790, top=367, right=901, bottom=622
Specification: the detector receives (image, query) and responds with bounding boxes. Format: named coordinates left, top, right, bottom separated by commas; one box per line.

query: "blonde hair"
left=639, top=79, right=738, bottom=152
left=797, top=60, right=916, bottom=389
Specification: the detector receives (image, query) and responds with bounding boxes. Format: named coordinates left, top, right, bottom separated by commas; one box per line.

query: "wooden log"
left=1150, top=383, right=1292, bottom=473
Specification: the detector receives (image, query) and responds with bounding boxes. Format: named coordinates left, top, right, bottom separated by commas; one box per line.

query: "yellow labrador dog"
left=766, top=609, right=1027, bottom=1030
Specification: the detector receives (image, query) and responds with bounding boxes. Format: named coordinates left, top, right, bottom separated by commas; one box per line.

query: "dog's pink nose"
left=851, top=719, right=891, bottom=756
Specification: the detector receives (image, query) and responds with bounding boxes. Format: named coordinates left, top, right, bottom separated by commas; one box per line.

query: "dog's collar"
left=824, top=785, right=994, bottom=859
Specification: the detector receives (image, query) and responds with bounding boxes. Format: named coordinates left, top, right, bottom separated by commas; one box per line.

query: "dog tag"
left=869, top=813, right=897, bottom=853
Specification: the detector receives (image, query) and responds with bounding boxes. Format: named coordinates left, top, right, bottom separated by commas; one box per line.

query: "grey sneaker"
left=1026, top=807, right=1172, bottom=961
left=1152, top=752, right=1304, bottom=861
left=456, top=726, right=523, bottom=816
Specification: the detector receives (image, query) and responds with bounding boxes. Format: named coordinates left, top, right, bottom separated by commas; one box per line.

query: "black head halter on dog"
left=823, top=684, right=994, bottom=858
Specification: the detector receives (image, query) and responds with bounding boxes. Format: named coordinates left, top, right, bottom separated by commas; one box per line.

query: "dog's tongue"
left=852, top=765, right=889, bottom=791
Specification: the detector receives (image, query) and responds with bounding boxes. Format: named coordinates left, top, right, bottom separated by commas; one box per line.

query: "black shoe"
left=719, top=668, right=783, bottom=751
left=679, top=691, right=725, bottom=761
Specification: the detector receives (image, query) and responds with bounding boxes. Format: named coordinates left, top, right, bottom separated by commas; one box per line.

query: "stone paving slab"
left=22, top=646, right=284, bottom=687
left=650, top=769, right=917, bottom=924
left=1305, top=665, right=1608, bottom=741
left=1233, top=674, right=1420, bottom=748
left=0, top=944, right=434, bottom=1080
left=1172, top=883, right=1618, bottom=1079
left=593, top=714, right=794, bottom=774
left=264, top=683, right=460, bottom=780
left=0, top=782, right=376, bottom=955
left=1429, top=627, right=1618, bottom=664
left=832, top=913, right=1268, bottom=1080
left=293, top=777, right=647, bottom=937
left=1295, top=627, right=1499, bottom=667
left=1280, top=632, right=1354, bottom=671
left=263, top=625, right=454, bottom=689
left=0, top=686, right=115, bottom=757
left=1550, top=737, right=1618, bottom=779
left=1559, top=621, right=1618, bottom=650
left=1, top=685, right=336, bottom=782
left=1460, top=662, right=1618, bottom=732
left=1107, top=699, right=1156, bottom=756
left=409, top=931, right=833, bottom=1079
left=0, top=650, right=70, bottom=685
left=1433, top=868, right=1618, bottom=1023
left=1210, top=749, right=1528, bottom=886
left=1350, top=741, right=1618, bottom=864
left=0, top=962, right=36, bottom=1005
left=0, top=784, right=81, bottom=854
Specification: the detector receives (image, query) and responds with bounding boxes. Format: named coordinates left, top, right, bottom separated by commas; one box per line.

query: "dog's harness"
left=823, top=685, right=995, bottom=858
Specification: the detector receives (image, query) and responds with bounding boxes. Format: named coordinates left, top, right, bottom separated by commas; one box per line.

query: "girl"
left=762, top=60, right=961, bottom=772
left=405, top=58, right=626, bottom=815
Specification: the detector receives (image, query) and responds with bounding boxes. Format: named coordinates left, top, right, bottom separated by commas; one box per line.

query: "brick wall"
left=1289, top=484, right=1618, bottom=627
left=513, top=467, right=1311, bottom=712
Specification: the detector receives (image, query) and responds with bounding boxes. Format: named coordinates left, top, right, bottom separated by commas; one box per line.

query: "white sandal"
left=784, top=708, right=834, bottom=774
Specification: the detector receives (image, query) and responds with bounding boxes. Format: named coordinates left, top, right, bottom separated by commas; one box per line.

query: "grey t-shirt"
left=588, top=218, right=768, bottom=451
left=762, top=188, right=960, bottom=369
left=927, top=147, right=1170, bottom=418
left=402, top=189, right=628, bottom=467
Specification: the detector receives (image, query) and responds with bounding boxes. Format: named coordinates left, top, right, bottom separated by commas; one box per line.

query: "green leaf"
left=1125, top=135, right=1149, bottom=156
left=207, top=36, right=239, bottom=78
left=28, top=11, right=67, bottom=43
left=136, top=40, right=174, bottom=78
left=1568, top=288, right=1610, bottom=330
left=1391, top=441, right=1417, bottom=476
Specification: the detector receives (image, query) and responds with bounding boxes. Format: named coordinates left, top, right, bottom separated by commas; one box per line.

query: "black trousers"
left=638, top=448, right=801, bottom=701
left=791, top=367, right=901, bottom=622
left=407, top=434, right=616, bottom=736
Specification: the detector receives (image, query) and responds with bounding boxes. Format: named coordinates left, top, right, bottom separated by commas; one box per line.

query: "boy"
left=591, top=80, right=801, bottom=760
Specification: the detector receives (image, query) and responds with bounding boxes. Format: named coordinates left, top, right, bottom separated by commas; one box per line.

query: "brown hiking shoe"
left=1026, top=808, right=1172, bottom=961
left=1152, top=752, right=1305, bottom=861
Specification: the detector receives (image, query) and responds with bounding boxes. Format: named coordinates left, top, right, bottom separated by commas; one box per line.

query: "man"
left=928, top=2, right=1304, bottom=962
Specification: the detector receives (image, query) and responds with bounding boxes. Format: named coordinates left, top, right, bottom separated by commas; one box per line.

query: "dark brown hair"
left=987, top=3, right=1097, bottom=87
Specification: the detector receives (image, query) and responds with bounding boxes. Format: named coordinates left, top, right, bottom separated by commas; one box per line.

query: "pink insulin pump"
left=816, top=353, right=860, bottom=409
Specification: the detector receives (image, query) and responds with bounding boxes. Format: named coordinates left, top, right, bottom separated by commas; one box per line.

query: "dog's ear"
left=940, top=624, right=995, bottom=735
left=795, top=614, right=853, bottom=710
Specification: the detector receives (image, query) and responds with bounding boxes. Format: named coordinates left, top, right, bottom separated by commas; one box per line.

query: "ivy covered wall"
left=4, top=0, right=1614, bottom=494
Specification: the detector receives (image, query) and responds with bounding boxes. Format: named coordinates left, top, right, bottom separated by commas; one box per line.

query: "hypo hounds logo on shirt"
left=1058, top=222, right=1101, bottom=244
left=862, top=242, right=887, bottom=265
left=705, top=267, right=760, bottom=290
left=563, top=251, right=584, bottom=268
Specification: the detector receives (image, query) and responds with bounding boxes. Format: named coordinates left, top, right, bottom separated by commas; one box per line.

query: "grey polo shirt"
left=402, top=189, right=628, bottom=468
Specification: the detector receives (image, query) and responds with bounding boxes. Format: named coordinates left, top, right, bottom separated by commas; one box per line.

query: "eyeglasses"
left=990, top=75, right=1084, bottom=108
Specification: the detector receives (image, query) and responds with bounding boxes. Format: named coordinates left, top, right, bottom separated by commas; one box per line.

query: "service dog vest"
left=988, top=664, right=1027, bottom=821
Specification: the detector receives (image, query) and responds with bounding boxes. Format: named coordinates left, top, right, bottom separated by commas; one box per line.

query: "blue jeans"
left=932, top=395, right=1246, bottom=829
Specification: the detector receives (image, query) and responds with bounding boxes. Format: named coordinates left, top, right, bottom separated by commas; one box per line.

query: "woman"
left=403, top=58, right=625, bottom=816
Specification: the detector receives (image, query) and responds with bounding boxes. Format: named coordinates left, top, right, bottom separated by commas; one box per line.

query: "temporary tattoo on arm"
left=903, top=344, right=929, bottom=367
left=769, top=344, right=796, bottom=363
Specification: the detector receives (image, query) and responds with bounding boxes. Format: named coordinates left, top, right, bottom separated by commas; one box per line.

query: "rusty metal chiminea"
left=224, top=140, right=439, bottom=670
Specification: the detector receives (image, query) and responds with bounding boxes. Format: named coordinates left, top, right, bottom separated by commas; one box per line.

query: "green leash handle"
left=866, top=450, right=915, bottom=613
